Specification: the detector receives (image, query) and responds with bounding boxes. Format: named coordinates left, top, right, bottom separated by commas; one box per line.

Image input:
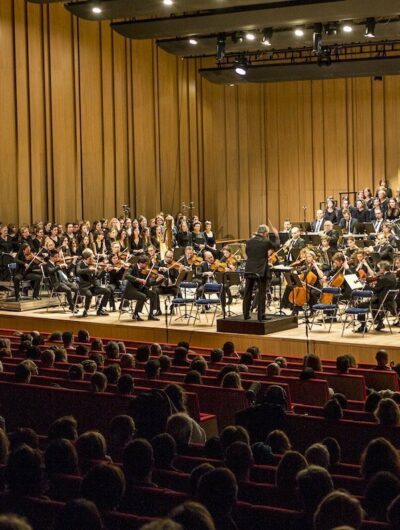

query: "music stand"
left=283, top=271, right=303, bottom=309
left=173, top=247, right=185, bottom=260
left=300, top=222, right=312, bottom=233
left=278, top=232, right=290, bottom=245
left=363, top=222, right=376, bottom=235
left=218, top=271, right=241, bottom=317
left=310, top=234, right=322, bottom=246
left=175, top=270, right=193, bottom=287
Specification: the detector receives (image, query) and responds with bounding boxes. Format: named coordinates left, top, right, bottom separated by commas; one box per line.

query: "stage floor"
left=0, top=300, right=399, bottom=364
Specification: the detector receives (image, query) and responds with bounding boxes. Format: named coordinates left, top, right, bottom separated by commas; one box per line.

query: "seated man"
left=44, top=249, right=79, bottom=312
left=356, top=260, right=397, bottom=333
left=76, top=249, right=111, bottom=317
left=153, top=249, right=180, bottom=314
left=122, top=256, right=160, bottom=321
left=13, top=243, right=42, bottom=301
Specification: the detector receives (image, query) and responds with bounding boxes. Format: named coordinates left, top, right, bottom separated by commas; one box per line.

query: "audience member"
left=265, top=430, right=291, bottom=454
left=363, top=471, right=400, bottom=522
left=314, top=491, right=363, bottom=530
left=54, top=498, right=103, bottom=530
left=305, top=443, right=330, bottom=469
left=361, top=437, right=400, bottom=480
left=197, top=468, right=238, bottom=530
left=81, top=463, right=125, bottom=512
left=151, top=433, right=177, bottom=471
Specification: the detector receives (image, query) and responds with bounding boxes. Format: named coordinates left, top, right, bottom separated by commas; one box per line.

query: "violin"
left=211, top=259, right=229, bottom=272
left=188, top=255, right=202, bottom=267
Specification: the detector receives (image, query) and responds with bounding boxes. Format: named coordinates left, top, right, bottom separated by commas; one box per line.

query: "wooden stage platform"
left=0, top=304, right=399, bottom=364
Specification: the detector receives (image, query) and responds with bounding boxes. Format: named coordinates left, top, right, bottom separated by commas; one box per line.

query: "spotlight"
left=216, top=34, right=226, bottom=61
left=234, top=57, right=248, bottom=76
left=342, top=23, right=353, bottom=33
left=245, top=32, right=256, bottom=41
left=313, top=23, right=323, bottom=54
left=189, top=38, right=198, bottom=45
left=365, top=18, right=376, bottom=38
left=163, top=0, right=173, bottom=5
left=235, top=65, right=247, bottom=76
left=92, top=6, right=102, bottom=14
left=294, top=27, right=305, bottom=37
left=261, top=28, right=273, bottom=46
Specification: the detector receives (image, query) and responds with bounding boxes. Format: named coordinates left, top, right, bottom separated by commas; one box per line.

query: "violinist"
left=147, top=246, right=160, bottom=267
left=356, top=260, right=397, bottom=333
left=122, top=256, right=160, bottom=321
left=153, top=250, right=181, bottom=311
left=76, top=249, right=111, bottom=317
left=199, top=251, right=216, bottom=284
left=107, top=253, right=130, bottom=311
left=283, top=227, right=306, bottom=264
left=13, top=243, right=43, bottom=301
left=220, top=247, right=238, bottom=271
left=182, top=246, right=201, bottom=270
left=44, top=249, right=78, bottom=312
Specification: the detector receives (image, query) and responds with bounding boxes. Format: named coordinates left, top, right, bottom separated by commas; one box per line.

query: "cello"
left=289, top=267, right=318, bottom=307
left=320, top=266, right=345, bottom=304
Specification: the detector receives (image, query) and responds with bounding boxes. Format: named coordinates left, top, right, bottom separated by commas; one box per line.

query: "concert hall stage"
left=0, top=306, right=400, bottom=365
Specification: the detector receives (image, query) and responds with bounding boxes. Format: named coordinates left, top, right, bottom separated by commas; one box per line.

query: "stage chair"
left=370, top=288, right=399, bottom=333
left=341, top=290, right=373, bottom=337
left=169, top=281, right=197, bottom=325
left=40, top=265, right=67, bottom=313
left=192, top=282, right=223, bottom=326
left=310, top=287, right=341, bottom=331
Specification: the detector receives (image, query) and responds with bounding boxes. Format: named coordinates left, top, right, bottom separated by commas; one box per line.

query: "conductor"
left=243, top=224, right=278, bottom=321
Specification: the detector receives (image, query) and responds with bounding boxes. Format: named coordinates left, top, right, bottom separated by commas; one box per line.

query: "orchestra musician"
left=350, top=250, right=374, bottom=280
left=339, top=210, right=358, bottom=234
left=0, top=224, right=15, bottom=254
left=367, top=232, right=394, bottom=262
left=107, top=253, right=130, bottom=311
left=356, top=261, right=397, bottom=333
left=122, top=255, right=160, bottom=321
left=44, top=249, right=79, bottom=312
left=13, top=243, right=43, bottom=302
left=344, top=236, right=359, bottom=259
left=317, top=236, right=334, bottom=271
left=311, top=210, right=325, bottom=233
left=283, top=227, right=306, bottom=264
left=371, top=209, right=385, bottom=233
left=281, top=219, right=292, bottom=236
left=323, top=221, right=339, bottom=252
left=154, top=250, right=182, bottom=312
left=76, top=249, right=112, bottom=317
left=382, top=223, right=399, bottom=249
left=243, top=224, right=278, bottom=320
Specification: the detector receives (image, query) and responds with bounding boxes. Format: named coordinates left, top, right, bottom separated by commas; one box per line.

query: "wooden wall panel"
left=0, top=1, right=18, bottom=223
left=1, top=3, right=400, bottom=235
